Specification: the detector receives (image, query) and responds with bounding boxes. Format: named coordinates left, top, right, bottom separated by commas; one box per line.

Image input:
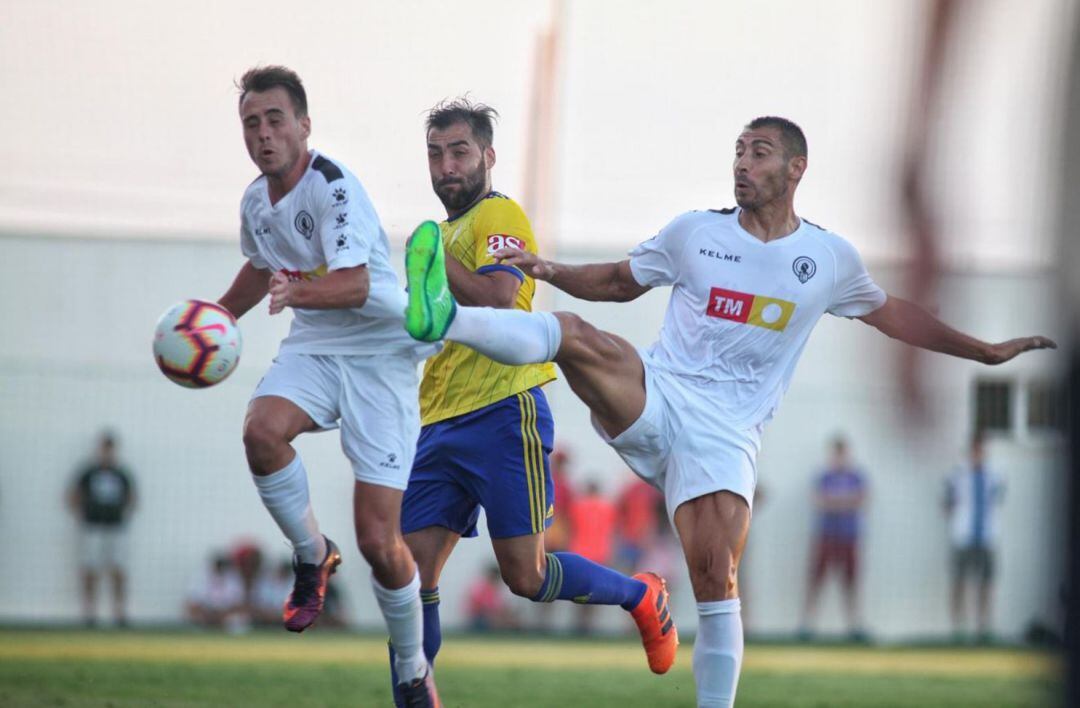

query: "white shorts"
left=252, top=351, right=425, bottom=490
left=78, top=525, right=128, bottom=570
left=591, top=350, right=763, bottom=523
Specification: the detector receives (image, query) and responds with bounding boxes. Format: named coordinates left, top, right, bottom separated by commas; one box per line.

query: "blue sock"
left=531, top=552, right=647, bottom=610
left=389, top=587, right=441, bottom=706
left=420, top=587, right=442, bottom=663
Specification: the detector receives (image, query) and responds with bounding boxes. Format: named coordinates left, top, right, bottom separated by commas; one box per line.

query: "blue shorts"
left=402, top=387, right=555, bottom=539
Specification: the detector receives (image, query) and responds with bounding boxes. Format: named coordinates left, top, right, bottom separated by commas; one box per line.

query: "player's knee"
left=687, top=549, right=738, bottom=599
left=355, top=525, right=402, bottom=571
left=502, top=567, right=544, bottom=599
left=242, top=415, right=285, bottom=460
left=553, top=312, right=606, bottom=364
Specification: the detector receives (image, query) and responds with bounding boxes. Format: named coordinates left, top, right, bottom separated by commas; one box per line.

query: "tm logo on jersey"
left=486, top=234, right=524, bottom=255
left=706, top=287, right=795, bottom=332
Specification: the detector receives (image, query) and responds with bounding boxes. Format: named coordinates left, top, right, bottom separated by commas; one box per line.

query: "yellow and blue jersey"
left=418, top=191, right=557, bottom=425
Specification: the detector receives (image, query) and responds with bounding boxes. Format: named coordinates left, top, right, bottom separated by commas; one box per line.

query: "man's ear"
left=789, top=155, right=807, bottom=182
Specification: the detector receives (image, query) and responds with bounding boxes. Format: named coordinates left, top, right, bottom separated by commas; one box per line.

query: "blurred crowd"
left=69, top=428, right=1023, bottom=645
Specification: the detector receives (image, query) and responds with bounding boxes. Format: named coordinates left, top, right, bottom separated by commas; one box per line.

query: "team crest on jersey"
left=486, top=234, right=524, bottom=255
left=332, top=187, right=348, bottom=206
left=294, top=211, right=315, bottom=239
left=793, top=256, right=816, bottom=284
left=706, top=287, right=795, bottom=332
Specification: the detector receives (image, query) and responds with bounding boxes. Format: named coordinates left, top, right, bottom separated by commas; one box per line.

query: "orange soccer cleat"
left=629, top=572, right=679, bottom=674
left=283, top=535, right=342, bottom=632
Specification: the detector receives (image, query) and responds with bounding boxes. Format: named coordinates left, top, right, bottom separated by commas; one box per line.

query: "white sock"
left=373, top=570, right=427, bottom=684
left=446, top=307, right=562, bottom=365
left=693, top=598, right=743, bottom=708
left=251, top=454, right=326, bottom=564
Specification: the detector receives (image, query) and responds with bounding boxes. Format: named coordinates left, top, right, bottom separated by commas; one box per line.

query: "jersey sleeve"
left=826, top=237, right=887, bottom=317
left=239, top=204, right=270, bottom=270
left=628, top=212, right=695, bottom=287
left=314, top=178, right=376, bottom=271
left=472, top=198, right=533, bottom=282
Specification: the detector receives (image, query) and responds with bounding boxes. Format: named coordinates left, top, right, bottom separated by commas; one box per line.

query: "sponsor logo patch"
left=486, top=234, right=525, bottom=255
left=706, top=287, right=795, bottom=331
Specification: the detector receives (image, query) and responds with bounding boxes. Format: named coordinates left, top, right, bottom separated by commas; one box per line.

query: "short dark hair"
left=238, top=65, right=308, bottom=117
left=426, top=97, right=499, bottom=148
left=745, top=116, right=807, bottom=159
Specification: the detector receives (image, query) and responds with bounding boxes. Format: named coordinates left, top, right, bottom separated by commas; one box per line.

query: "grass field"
left=0, top=628, right=1062, bottom=707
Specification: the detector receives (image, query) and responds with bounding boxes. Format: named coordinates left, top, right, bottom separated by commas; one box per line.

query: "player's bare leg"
left=674, top=491, right=751, bottom=708
left=242, top=395, right=335, bottom=630
left=358, top=482, right=439, bottom=704
left=550, top=312, right=647, bottom=438
left=388, top=526, right=459, bottom=694
left=242, top=395, right=317, bottom=475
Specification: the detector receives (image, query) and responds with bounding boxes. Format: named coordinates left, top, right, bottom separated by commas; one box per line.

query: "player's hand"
left=984, top=336, right=1057, bottom=364
left=493, top=247, right=554, bottom=281
left=268, top=271, right=293, bottom=315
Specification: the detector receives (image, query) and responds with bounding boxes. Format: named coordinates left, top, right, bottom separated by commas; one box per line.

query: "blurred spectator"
left=799, top=435, right=868, bottom=641
left=253, top=558, right=294, bottom=626
left=946, top=432, right=1005, bottom=642
left=545, top=447, right=576, bottom=553
left=568, top=480, right=617, bottom=635
left=638, top=495, right=681, bottom=590
left=230, top=540, right=264, bottom=616
left=67, top=430, right=136, bottom=627
left=614, top=477, right=663, bottom=574
left=186, top=553, right=247, bottom=631
left=466, top=563, right=519, bottom=632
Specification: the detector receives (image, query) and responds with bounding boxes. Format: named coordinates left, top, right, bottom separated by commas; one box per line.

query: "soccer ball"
left=153, top=300, right=242, bottom=388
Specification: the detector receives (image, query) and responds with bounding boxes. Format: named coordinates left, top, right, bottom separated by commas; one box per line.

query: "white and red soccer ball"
left=153, top=300, right=242, bottom=388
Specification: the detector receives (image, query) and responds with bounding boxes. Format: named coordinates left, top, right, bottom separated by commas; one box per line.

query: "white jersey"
left=629, top=207, right=886, bottom=429
left=240, top=150, right=416, bottom=355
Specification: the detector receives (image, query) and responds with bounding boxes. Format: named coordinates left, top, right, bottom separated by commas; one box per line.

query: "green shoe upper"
left=404, top=220, right=457, bottom=342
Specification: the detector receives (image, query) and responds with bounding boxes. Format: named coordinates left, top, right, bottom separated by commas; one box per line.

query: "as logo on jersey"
left=486, top=234, right=524, bottom=255
left=706, top=287, right=795, bottom=332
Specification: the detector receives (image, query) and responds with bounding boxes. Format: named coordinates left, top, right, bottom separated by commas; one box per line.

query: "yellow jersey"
left=419, top=192, right=557, bottom=425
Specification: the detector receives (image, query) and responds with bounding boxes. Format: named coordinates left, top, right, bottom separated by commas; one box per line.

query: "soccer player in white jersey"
left=216, top=66, right=440, bottom=707
left=402, top=116, right=1056, bottom=707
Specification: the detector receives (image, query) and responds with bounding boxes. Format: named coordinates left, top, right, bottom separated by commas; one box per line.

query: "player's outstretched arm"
left=267, top=265, right=369, bottom=315
left=858, top=295, right=1056, bottom=365
left=494, top=248, right=649, bottom=303
left=218, top=261, right=272, bottom=319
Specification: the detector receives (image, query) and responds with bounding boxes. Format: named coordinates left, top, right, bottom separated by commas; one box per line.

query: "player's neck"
left=738, top=202, right=800, bottom=243
left=267, top=150, right=313, bottom=205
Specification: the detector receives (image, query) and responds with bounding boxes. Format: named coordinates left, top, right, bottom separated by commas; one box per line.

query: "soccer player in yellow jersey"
left=388, top=100, right=678, bottom=698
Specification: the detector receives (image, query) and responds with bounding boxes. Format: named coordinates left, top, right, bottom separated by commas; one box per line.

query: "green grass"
left=0, top=629, right=1062, bottom=707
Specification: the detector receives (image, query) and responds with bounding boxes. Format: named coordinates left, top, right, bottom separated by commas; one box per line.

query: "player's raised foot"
left=404, top=220, right=456, bottom=342
left=394, top=664, right=442, bottom=708
left=629, top=572, right=679, bottom=674
left=283, top=535, right=342, bottom=632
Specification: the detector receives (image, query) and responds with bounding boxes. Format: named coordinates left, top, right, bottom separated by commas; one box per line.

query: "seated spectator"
left=186, top=553, right=246, bottom=631
left=466, top=564, right=518, bottom=632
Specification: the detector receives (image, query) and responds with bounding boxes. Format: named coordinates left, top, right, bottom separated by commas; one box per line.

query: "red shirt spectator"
left=569, top=482, right=617, bottom=564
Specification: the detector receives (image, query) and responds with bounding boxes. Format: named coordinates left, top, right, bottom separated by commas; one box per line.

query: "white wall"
left=0, top=233, right=1065, bottom=641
